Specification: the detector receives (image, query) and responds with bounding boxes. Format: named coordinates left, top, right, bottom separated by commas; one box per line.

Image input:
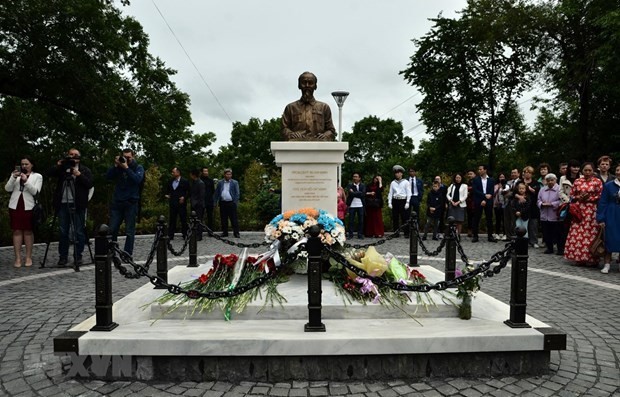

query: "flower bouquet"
left=153, top=249, right=286, bottom=320
left=454, top=264, right=482, bottom=320
left=326, top=246, right=438, bottom=312
left=264, top=208, right=346, bottom=273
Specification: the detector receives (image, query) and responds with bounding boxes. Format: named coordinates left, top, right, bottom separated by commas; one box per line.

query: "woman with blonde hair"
left=5, top=156, right=43, bottom=267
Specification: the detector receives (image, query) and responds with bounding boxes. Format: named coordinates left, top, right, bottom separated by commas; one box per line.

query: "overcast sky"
left=122, top=1, right=473, bottom=151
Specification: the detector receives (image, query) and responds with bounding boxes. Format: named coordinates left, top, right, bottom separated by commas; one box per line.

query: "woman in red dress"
left=364, top=175, right=385, bottom=238
left=564, top=162, right=603, bottom=266
left=5, top=156, right=43, bottom=268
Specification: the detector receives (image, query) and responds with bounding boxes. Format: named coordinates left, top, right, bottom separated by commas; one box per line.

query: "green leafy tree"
left=401, top=0, right=542, bottom=172
left=213, top=117, right=280, bottom=192
left=0, top=0, right=202, bottom=173
left=537, top=0, right=620, bottom=160
left=342, top=116, right=415, bottom=183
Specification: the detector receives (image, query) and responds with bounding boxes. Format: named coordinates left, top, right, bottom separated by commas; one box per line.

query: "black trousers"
left=541, top=220, right=563, bottom=251
left=169, top=203, right=187, bottom=239
left=204, top=204, right=214, bottom=232
left=192, top=205, right=205, bottom=238
left=219, top=201, right=239, bottom=235
left=473, top=203, right=493, bottom=238
left=392, top=199, right=409, bottom=235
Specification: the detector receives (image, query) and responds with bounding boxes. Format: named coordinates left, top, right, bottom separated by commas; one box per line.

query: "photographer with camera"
left=47, top=148, right=93, bottom=267
left=106, top=149, right=144, bottom=256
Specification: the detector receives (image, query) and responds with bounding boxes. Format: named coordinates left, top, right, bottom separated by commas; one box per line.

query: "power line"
left=379, top=93, right=419, bottom=118
left=151, top=0, right=233, bottom=123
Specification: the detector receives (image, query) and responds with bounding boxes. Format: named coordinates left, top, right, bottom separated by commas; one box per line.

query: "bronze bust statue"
left=281, top=72, right=336, bottom=141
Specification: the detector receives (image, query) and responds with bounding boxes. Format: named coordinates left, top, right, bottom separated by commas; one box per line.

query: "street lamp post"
left=332, top=91, right=349, bottom=183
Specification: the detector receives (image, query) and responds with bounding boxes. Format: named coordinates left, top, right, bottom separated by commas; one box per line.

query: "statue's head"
left=298, top=71, right=318, bottom=90
left=298, top=72, right=317, bottom=102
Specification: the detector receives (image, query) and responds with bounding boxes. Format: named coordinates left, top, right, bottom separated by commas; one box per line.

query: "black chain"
left=343, top=223, right=409, bottom=249
left=167, top=224, right=193, bottom=256
left=323, top=241, right=514, bottom=292
left=198, top=220, right=271, bottom=249
left=454, top=235, right=471, bottom=265
left=142, top=227, right=163, bottom=270
left=110, top=243, right=297, bottom=298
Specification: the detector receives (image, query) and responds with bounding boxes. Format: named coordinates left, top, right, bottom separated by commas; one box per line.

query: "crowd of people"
left=5, top=149, right=619, bottom=275
left=4, top=148, right=244, bottom=269
left=338, top=156, right=619, bottom=274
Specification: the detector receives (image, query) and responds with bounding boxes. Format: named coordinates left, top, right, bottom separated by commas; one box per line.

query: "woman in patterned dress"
left=564, top=163, right=603, bottom=266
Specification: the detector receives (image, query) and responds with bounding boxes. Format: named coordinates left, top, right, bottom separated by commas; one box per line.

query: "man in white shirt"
left=388, top=165, right=412, bottom=238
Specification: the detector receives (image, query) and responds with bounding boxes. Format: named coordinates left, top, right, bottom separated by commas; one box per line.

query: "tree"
left=0, top=0, right=203, bottom=172
left=401, top=0, right=542, bottom=172
left=538, top=0, right=620, bottom=161
left=213, top=117, right=281, bottom=192
left=342, top=116, right=415, bottom=182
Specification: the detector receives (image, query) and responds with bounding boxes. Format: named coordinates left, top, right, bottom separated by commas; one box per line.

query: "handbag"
left=32, top=193, right=47, bottom=229
left=589, top=226, right=606, bottom=258
left=366, top=197, right=381, bottom=208
left=568, top=202, right=582, bottom=223
left=557, top=202, right=569, bottom=221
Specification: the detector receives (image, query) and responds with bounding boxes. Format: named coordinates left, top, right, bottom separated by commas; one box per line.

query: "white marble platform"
left=70, top=263, right=553, bottom=357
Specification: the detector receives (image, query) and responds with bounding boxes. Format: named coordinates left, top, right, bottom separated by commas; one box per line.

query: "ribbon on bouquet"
left=355, top=276, right=381, bottom=304
left=253, top=240, right=282, bottom=273
left=224, top=248, right=248, bottom=321
left=286, top=237, right=307, bottom=257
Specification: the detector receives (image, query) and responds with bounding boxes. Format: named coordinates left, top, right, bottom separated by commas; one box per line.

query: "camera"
left=61, top=157, right=77, bottom=172
left=118, top=153, right=126, bottom=164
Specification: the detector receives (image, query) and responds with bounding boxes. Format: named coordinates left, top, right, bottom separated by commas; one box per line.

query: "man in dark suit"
left=189, top=169, right=206, bottom=240
left=408, top=167, right=425, bottom=236
left=200, top=167, right=215, bottom=234
left=165, top=167, right=190, bottom=240
left=48, top=148, right=94, bottom=267
left=214, top=168, right=240, bottom=238
left=345, top=172, right=366, bottom=239
left=472, top=164, right=497, bottom=242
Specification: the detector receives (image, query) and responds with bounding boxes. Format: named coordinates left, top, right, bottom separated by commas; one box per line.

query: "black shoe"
left=74, top=256, right=83, bottom=266
left=544, top=249, right=554, bottom=254
left=220, top=233, right=228, bottom=237
left=471, top=237, right=479, bottom=243
left=488, top=236, right=497, bottom=242
left=393, top=233, right=400, bottom=238
left=234, top=233, right=241, bottom=238
left=57, top=257, right=68, bottom=267
left=432, top=236, right=439, bottom=241
left=422, top=235, right=427, bottom=241
left=556, top=250, right=564, bottom=256
left=358, top=235, right=364, bottom=240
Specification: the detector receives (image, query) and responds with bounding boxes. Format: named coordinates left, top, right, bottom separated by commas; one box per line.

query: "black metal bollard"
left=305, top=225, right=326, bottom=332
left=444, top=217, right=456, bottom=283
left=155, top=216, right=169, bottom=288
left=409, top=211, right=419, bottom=267
left=188, top=211, right=198, bottom=267
left=90, top=225, right=118, bottom=331
left=504, top=227, right=531, bottom=328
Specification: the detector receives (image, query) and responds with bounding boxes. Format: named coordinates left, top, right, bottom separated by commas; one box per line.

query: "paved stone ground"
left=0, top=231, right=618, bottom=396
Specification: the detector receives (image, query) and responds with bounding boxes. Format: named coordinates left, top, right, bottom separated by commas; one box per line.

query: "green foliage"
left=401, top=0, right=542, bottom=172
left=342, top=116, right=415, bottom=182
left=213, top=118, right=280, bottom=191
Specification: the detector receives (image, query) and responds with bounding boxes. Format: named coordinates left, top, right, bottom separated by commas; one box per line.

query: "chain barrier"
left=197, top=219, right=272, bottom=249
left=109, top=241, right=299, bottom=299
left=323, top=240, right=514, bottom=292
left=412, top=215, right=448, bottom=256
left=454, top=234, right=471, bottom=265
left=166, top=224, right=193, bottom=256
left=142, top=227, right=164, bottom=270
left=343, top=223, right=409, bottom=249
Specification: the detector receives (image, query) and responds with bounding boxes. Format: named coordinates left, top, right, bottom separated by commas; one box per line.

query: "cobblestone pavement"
left=0, top=231, right=618, bottom=396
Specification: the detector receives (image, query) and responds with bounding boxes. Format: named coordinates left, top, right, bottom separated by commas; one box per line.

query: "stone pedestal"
left=270, top=142, right=348, bottom=216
